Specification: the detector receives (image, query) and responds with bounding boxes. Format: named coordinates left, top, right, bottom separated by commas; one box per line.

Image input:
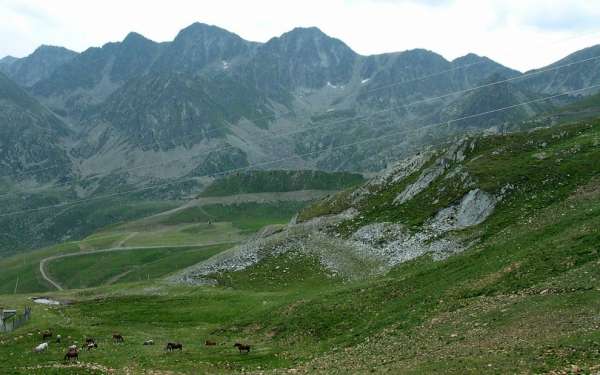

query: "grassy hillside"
left=0, top=198, right=307, bottom=293
left=199, top=170, right=364, bottom=197
left=46, top=244, right=230, bottom=289
left=1, top=120, right=600, bottom=373
left=526, top=91, right=600, bottom=128
left=0, top=195, right=179, bottom=258
left=163, top=201, right=305, bottom=232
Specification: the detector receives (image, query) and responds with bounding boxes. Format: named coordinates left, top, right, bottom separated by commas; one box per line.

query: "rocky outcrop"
left=170, top=142, right=500, bottom=286
left=428, top=189, right=497, bottom=232
left=393, top=140, right=472, bottom=205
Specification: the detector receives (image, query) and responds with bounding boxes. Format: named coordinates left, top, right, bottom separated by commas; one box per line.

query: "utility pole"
left=13, top=277, right=19, bottom=294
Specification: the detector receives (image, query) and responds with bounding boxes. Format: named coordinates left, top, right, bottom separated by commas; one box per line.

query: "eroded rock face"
left=429, top=189, right=497, bottom=232
left=350, top=152, right=433, bottom=206
left=351, top=221, right=466, bottom=268
left=393, top=140, right=472, bottom=205
left=393, top=159, right=448, bottom=205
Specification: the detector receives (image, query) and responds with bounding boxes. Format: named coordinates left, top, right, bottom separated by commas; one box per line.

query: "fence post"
left=0, top=307, right=32, bottom=333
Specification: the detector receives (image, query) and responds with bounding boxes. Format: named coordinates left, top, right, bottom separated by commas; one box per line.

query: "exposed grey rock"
left=169, top=208, right=365, bottom=284
left=428, top=189, right=496, bottom=232
left=0, top=45, right=77, bottom=87
left=394, top=140, right=470, bottom=205
left=350, top=222, right=465, bottom=268
left=393, top=159, right=447, bottom=205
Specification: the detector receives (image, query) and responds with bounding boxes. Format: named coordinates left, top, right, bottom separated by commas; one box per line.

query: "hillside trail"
left=104, top=268, right=136, bottom=285
left=115, top=232, right=138, bottom=247
left=39, top=241, right=237, bottom=291
left=145, top=190, right=335, bottom=220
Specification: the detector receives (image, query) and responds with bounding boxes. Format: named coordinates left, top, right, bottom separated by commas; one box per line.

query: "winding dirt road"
left=39, top=241, right=236, bottom=291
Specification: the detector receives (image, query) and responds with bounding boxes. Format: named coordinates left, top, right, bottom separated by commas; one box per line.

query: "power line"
left=1, top=30, right=598, bottom=182
left=2, top=50, right=600, bottom=200
left=1, top=82, right=597, bottom=219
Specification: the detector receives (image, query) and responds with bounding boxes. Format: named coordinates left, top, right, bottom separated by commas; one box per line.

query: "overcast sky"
left=1, top=0, right=600, bottom=71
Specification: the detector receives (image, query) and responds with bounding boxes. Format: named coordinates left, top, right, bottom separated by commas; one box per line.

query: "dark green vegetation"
left=47, top=244, right=230, bottom=290
left=0, top=242, right=80, bottom=295
left=200, top=170, right=364, bottom=197
left=1, top=120, right=600, bottom=373
left=163, top=201, right=305, bottom=232
left=0, top=198, right=179, bottom=258
left=214, top=252, right=342, bottom=291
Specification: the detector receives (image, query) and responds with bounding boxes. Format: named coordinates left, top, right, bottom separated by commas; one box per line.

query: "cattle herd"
left=31, top=329, right=252, bottom=362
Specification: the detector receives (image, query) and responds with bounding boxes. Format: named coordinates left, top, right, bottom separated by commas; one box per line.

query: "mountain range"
left=1, top=22, right=600, bottom=253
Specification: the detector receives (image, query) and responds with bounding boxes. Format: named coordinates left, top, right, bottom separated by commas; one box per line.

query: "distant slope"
left=84, top=72, right=272, bottom=149
left=200, top=170, right=364, bottom=197
left=0, top=55, right=18, bottom=70
left=0, top=45, right=77, bottom=87
left=434, top=74, right=554, bottom=130
left=521, top=44, right=600, bottom=95
left=531, top=91, right=600, bottom=126
left=356, top=50, right=520, bottom=108
left=0, top=72, right=71, bottom=178
left=31, top=33, right=163, bottom=117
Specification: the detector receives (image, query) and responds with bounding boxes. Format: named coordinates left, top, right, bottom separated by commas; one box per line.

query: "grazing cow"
left=34, top=342, right=48, bottom=353
left=55, top=334, right=61, bottom=344
left=68, top=344, right=78, bottom=350
left=112, top=333, right=124, bottom=343
left=85, top=338, right=95, bottom=345
left=64, top=348, right=78, bottom=362
left=234, top=343, right=251, bottom=354
left=166, top=342, right=183, bottom=352
left=205, top=340, right=217, bottom=346
left=86, top=342, right=98, bottom=351
left=41, top=330, right=52, bottom=341
left=143, top=340, right=154, bottom=346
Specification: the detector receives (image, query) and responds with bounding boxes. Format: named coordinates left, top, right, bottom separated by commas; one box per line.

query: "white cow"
left=34, top=342, right=48, bottom=352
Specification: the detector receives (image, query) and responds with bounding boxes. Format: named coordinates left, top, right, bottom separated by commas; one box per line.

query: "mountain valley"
left=1, top=17, right=600, bottom=374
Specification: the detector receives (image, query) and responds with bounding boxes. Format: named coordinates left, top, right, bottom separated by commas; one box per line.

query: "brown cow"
left=41, top=330, right=52, bottom=341
left=64, top=348, right=78, bottom=362
left=112, top=333, right=124, bottom=343
left=166, top=342, right=183, bottom=351
left=234, top=342, right=251, bottom=354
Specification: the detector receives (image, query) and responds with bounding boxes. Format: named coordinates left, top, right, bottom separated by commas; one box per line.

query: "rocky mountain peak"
left=121, top=31, right=154, bottom=46
left=0, top=45, right=77, bottom=87
left=151, top=22, right=253, bottom=73
left=0, top=55, right=18, bottom=69
left=452, top=52, right=486, bottom=65
left=249, top=26, right=357, bottom=91
left=275, top=26, right=355, bottom=55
